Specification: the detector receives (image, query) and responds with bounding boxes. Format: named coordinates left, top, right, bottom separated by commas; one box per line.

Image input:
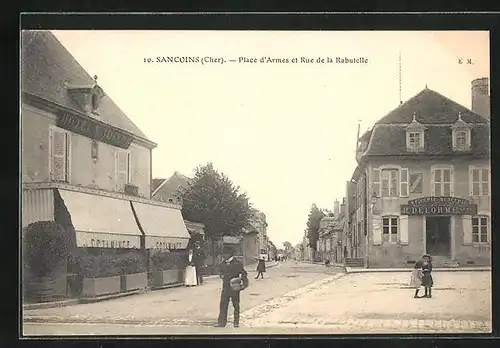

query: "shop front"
left=400, top=197, right=478, bottom=263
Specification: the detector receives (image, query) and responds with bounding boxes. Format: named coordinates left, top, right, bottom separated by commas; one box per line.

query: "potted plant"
left=23, top=221, right=70, bottom=302
left=119, top=250, right=148, bottom=292
left=80, top=254, right=121, bottom=297
left=151, top=250, right=180, bottom=287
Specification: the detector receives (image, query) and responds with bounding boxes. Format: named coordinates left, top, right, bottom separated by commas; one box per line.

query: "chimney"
left=334, top=200, right=340, bottom=217
left=471, top=77, right=490, bottom=119
left=340, top=199, right=346, bottom=216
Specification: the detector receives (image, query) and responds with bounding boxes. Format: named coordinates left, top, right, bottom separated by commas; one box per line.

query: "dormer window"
left=65, top=75, right=105, bottom=118
left=406, top=112, right=426, bottom=152
left=452, top=112, right=472, bottom=152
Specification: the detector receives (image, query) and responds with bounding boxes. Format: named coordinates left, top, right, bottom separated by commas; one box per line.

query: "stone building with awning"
left=21, top=31, right=191, bottom=251
left=349, top=79, right=490, bottom=268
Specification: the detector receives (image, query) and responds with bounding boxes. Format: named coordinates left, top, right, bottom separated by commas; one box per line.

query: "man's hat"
left=422, top=254, right=432, bottom=260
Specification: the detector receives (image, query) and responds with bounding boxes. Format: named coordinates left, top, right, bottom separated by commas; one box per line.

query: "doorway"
left=425, top=216, right=451, bottom=256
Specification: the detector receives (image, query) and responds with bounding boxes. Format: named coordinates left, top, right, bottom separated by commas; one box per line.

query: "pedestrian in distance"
left=410, top=260, right=424, bottom=298
left=214, top=246, right=249, bottom=328
left=193, top=242, right=205, bottom=285
left=324, top=259, right=331, bottom=267
left=421, top=254, right=434, bottom=298
left=255, top=255, right=266, bottom=279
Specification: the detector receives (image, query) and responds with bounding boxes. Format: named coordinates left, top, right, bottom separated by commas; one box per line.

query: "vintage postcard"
left=20, top=29, right=491, bottom=336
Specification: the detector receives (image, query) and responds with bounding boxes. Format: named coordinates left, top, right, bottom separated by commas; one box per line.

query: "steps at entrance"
left=431, top=256, right=460, bottom=268
left=345, top=258, right=364, bottom=268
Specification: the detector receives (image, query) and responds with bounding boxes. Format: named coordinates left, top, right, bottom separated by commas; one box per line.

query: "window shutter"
left=400, top=168, right=409, bottom=197
left=463, top=215, right=473, bottom=245
left=372, top=168, right=381, bottom=197
left=449, top=169, right=454, bottom=197
left=399, top=215, right=409, bottom=245
left=116, top=150, right=128, bottom=190
left=430, top=168, right=435, bottom=196
left=51, top=129, right=67, bottom=182
left=127, top=152, right=132, bottom=184
left=372, top=215, right=382, bottom=245
left=468, top=166, right=474, bottom=197
left=66, top=133, right=72, bottom=183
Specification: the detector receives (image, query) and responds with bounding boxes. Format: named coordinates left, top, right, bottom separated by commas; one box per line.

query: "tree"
left=180, top=162, right=254, bottom=238
left=283, top=241, right=292, bottom=250
left=306, top=203, right=325, bottom=250
left=268, top=240, right=278, bottom=256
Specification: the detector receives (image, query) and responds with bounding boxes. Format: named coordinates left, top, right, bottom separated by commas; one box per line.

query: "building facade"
left=21, top=31, right=191, bottom=252
left=349, top=79, right=490, bottom=268
left=317, top=200, right=347, bottom=263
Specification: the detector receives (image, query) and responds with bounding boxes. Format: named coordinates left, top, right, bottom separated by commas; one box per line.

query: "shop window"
left=382, top=217, right=398, bottom=243
left=472, top=216, right=489, bottom=243
left=470, top=167, right=489, bottom=196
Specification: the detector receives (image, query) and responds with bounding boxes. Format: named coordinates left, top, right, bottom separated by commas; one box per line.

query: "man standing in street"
left=214, top=246, right=249, bottom=328
left=194, top=242, right=205, bottom=285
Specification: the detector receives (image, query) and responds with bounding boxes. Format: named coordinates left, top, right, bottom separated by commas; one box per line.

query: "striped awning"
left=131, top=201, right=190, bottom=249
left=58, top=189, right=142, bottom=248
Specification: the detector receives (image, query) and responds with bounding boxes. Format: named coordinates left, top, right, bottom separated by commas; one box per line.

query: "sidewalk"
left=23, top=262, right=280, bottom=311
left=346, top=266, right=491, bottom=274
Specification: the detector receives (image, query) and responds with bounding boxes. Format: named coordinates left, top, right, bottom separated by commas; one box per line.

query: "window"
left=472, top=216, right=489, bottom=243
left=408, top=132, right=421, bottom=148
left=50, top=128, right=71, bottom=182
left=381, top=169, right=399, bottom=197
left=452, top=128, right=471, bottom=152
left=471, top=167, right=489, bottom=196
left=455, top=131, right=468, bottom=150
left=382, top=217, right=398, bottom=243
left=432, top=168, right=453, bottom=196
left=116, top=150, right=132, bottom=190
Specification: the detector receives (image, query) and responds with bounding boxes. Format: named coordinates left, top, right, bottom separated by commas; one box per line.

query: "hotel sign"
left=57, top=112, right=133, bottom=149
left=400, top=197, right=477, bottom=216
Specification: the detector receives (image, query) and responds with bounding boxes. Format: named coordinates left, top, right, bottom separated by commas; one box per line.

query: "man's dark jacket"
left=219, top=258, right=249, bottom=290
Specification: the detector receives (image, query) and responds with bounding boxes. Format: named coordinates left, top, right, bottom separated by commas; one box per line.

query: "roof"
left=364, top=88, right=490, bottom=157
left=152, top=171, right=191, bottom=202
left=376, top=88, right=487, bottom=125
left=151, top=178, right=165, bottom=193
left=21, top=31, right=153, bottom=145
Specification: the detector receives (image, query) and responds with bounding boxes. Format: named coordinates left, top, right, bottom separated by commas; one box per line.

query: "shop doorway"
left=425, top=216, right=451, bottom=256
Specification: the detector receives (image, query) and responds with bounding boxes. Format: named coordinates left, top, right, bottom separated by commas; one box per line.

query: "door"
left=425, top=216, right=451, bottom=256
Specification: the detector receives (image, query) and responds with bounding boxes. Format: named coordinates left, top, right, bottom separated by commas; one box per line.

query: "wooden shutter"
left=400, top=168, right=409, bottom=197
left=468, top=166, right=474, bottom=196
left=127, top=152, right=132, bottom=183
left=449, top=168, right=454, bottom=197
left=50, top=129, right=67, bottom=182
left=116, top=150, right=129, bottom=191
left=399, top=215, right=409, bottom=245
left=372, top=168, right=381, bottom=197
left=372, top=215, right=382, bottom=245
left=463, top=215, right=473, bottom=245
left=430, top=168, right=436, bottom=196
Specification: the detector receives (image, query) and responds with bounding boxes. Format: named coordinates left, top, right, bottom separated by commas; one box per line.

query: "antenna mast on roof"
left=355, top=120, right=361, bottom=155
left=398, top=52, right=402, bottom=105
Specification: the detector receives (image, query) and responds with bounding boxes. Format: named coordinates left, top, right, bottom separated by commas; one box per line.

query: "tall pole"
left=399, top=52, right=402, bottom=104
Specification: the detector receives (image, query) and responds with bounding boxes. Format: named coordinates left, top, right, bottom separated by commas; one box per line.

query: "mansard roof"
left=21, top=30, right=154, bottom=145
left=363, top=88, right=490, bottom=157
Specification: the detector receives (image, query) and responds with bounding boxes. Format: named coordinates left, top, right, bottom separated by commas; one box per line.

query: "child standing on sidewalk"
left=421, top=254, right=434, bottom=298
left=410, top=260, right=423, bottom=298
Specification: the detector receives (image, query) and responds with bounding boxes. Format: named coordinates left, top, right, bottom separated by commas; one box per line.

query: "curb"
left=345, top=266, right=491, bottom=274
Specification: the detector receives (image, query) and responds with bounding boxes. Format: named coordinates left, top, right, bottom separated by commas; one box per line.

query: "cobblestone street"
left=23, top=263, right=491, bottom=336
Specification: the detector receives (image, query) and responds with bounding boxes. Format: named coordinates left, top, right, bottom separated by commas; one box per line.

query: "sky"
left=52, top=30, right=489, bottom=248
